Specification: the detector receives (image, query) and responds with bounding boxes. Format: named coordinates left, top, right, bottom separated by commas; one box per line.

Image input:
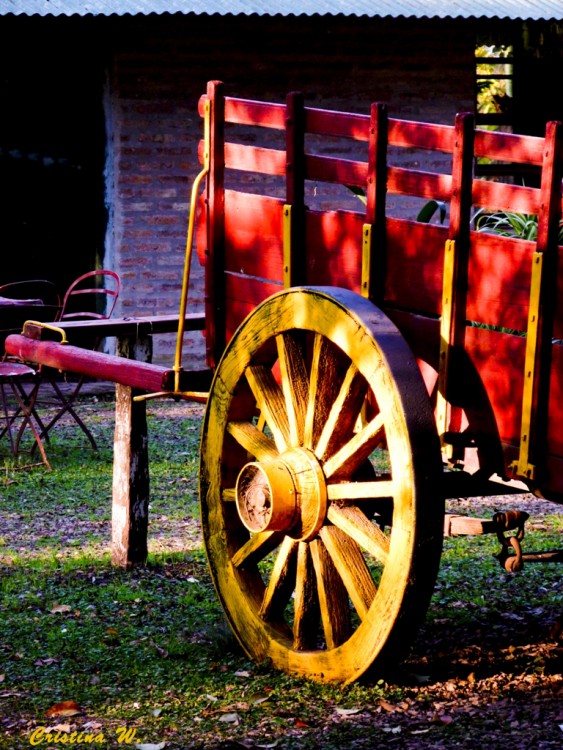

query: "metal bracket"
left=283, top=204, right=292, bottom=288
left=510, top=251, right=543, bottom=481
left=361, top=223, right=372, bottom=299
left=437, top=239, right=456, bottom=458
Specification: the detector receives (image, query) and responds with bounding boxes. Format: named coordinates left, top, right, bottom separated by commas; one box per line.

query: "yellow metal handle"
left=23, top=320, right=68, bottom=344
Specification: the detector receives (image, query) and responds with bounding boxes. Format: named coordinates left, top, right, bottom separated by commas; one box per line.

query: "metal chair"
left=0, top=280, right=61, bottom=468
left=0, top=359, right=51, bottom=469
left=35, top=270, right=121, bottom=449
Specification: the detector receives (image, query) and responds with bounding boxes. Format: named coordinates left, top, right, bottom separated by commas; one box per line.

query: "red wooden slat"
left=305, top=107, right=370, bottom=140
left=223, top=191, right=284, bottom=280
left=472, top=179, right=541, bottom=214
left=224, top=142, right=286, bottom=175
left=387, top=167, right=453, bottom=201
left=304, top=153, right=367, bottom=186
left=388, top=119, right=455, bottom=152
left=224, top=97, right=286, bottom=129
left=474, top=128, right=545, bottom=165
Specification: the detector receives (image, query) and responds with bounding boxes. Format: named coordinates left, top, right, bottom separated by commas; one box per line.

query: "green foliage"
left=416, top=200, right=447, bottom=225
left=0, top=398, right=561, bottom=748
left=475, top=209, right=563, bottom=244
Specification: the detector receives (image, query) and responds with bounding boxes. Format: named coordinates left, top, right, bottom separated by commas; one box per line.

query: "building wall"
left=106, top=13, right=477, bottom=365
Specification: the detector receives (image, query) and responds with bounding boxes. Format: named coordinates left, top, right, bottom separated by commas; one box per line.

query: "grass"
left=0, top=394, right=561, bottom=749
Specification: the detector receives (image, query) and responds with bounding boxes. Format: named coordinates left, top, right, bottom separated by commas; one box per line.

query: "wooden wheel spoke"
left=310, top=538, right=351, bottom=649
left=304, top=334, right=349, bottom=450
left=276, top=332, right=309, bottom=446
left=293, top=542, right=320, bottom=650
left=319, top=526, right=376, bottom=621
left=327, top=505, right=389, bottom=565
left=245, top=365, right=291, bottom=452
left=327, top=479, right=394, bottom=501
left=315, top=363, right=368, bottom=460
left=226, top=420, right=278, bottom=461
left=323, top=412, right=385, bottom=480
left=231, top=530, right=285, bottom=569
left=259, top=536, right=298, bottom=621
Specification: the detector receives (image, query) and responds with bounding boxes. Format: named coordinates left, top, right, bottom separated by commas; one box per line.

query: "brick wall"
left=106, top=13, right=477, bottom=366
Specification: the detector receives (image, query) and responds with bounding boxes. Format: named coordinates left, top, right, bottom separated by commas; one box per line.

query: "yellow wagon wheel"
left=200, top=287, right=444, bottom=683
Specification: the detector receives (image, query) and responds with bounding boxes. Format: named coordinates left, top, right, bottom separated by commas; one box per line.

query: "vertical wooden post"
left=363, top=102, right=388, bottom=303
left=513, top=119, right=562, bottom=481
left=284, top=91, right=306, bottom=287
left=436, top=113, right=474, bottom=458
left=204, top=80, right=226, bottom=368
left=111, top=335, right=151, bottom=568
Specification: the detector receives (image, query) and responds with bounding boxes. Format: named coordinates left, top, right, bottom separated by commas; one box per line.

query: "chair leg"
left=36, top=376, right=98, bottom=451
left=0, top=378, right=51, bottom=469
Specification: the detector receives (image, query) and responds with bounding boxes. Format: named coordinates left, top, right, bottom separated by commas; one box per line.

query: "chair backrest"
left=60, top=270, right=121, bottom=322
left=0, top=279, right=60, bottom=308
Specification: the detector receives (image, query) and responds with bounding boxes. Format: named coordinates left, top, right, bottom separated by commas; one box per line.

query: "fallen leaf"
left=218, top=712, right=240, bottom=724
left=135, top=744, right=166, bottom=750
left=46, top=701, right=81, bottom=718
left=234, top=670, right=251, bottom=678
left=294, top=719, right=309, bottom=728
left=380, top=699, right=395, bottom=712
left=50, top=604, right=72, bottom=614
left=335, top=707, right=362, bottom=716
left=50, top=724, right=72, bottom=733
left=0, top=674, right=4, bottom=683
left=248, top=691, right=271, bottom=706
left=382, top=726, right=402, bottom=734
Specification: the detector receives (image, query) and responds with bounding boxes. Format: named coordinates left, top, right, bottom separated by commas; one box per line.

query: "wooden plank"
left=305, top=153, right=367, bottom=187
left=474, top=129, right=545, bottom=166
left=224, top=96, right=286, bottom=129
left=388, top=119, right=455, bottom=152
left=224, top=142, right=286, bottom=176
left=304, top=209, right=363, bottom=291
left=387, top=167, right=452, bottom=201
left=472, top=180, right=540, bottom=214
left=223, top=191, right=284, bottom=280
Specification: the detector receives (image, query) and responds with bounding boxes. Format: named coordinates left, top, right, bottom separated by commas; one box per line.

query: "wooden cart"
left=6, top=80, right=562, bottom=683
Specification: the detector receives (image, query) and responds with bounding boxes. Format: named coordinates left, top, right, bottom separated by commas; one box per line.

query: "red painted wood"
left=223, top=191, right=284, bottom=280
left=224, top=142, right=286, bottom=176
left=224, top=97, right=286, bottom=129
left=224, top=274, right=283, bottom=340
left=286, top=91, right=306, bottom=286
left=472, top=179, right=540, bottom=214
left=304, top=210, right=363, bottom=291
left=365, top=102, right=388, bottom=303
left=474, top=128, right=545, bottom=165
left=388, top=119, right=454, bottom=152
left=205, top=81, right=226, bottom=369
left=387, top=168, right=453, bottom=202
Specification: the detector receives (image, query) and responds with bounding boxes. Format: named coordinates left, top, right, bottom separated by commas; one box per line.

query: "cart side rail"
left=197, top=81, right=563, bottom=499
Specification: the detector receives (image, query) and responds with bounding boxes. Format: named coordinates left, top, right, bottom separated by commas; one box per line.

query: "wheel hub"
left=235, top=448, right=327, bottom=541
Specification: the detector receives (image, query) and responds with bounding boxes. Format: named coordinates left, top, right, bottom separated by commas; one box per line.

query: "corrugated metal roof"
left=1, top=0, right=562, bottom=20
